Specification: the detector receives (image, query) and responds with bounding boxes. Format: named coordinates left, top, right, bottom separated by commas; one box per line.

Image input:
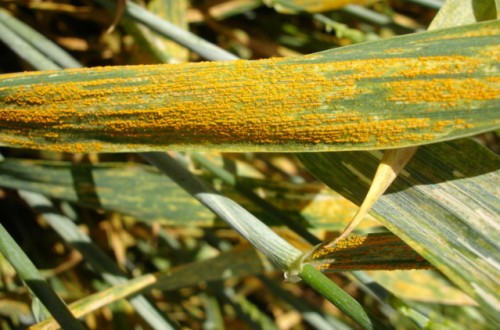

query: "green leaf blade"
left=0, top=224, right=85, bottom=330
left=0, top=21, right=498, bottom=153
left=0, top=158, right=364, bottom=228
left=298, top=139, right=500, bottom=322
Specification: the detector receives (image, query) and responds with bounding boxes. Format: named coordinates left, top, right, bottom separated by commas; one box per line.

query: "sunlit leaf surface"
left=298, top=139, right=500, bottom=321
left=0, top=21, right=498, bottom=153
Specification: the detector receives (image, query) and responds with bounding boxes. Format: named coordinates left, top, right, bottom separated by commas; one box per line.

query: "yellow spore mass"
left=309, top=234, right=431, bottom=271
left=0, top=20, right=499, bottom=153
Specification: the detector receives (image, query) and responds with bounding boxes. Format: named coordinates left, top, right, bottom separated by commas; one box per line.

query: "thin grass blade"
left=0, top=158, right=363, bottom=228
left=17, top=190, right=180, bottom=330
left=140, top=152, right=304, bottom=272
left=140, top=152, right=385, bottom=328
left=0, top=224, right=85, bottom=330
left=31, top=245, right=264, bottom=330
left=299, top=264, right=388, bottom=329
left=0, top=9, right=82, bottom=69
left=259, top=276, right=353, bottom=330
left=93, top=0, right=237, bottom=61
left=0, top=20, right=60, bottom=71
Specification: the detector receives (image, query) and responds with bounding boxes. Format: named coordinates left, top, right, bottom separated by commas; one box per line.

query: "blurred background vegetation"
left=0, top=0, right=498, bottom=329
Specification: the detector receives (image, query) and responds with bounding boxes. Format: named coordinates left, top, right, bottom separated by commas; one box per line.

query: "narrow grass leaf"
left=271, top=0, right=379, bottom=13
left=1, top=21, right=498, bottom=153
left=0, top=224, right=85, bottom=330
left=268, top=0, right=378, bottom=42
left=93, top=0, right=237, bottom=61
left=340, top=5, right=399, bottom=29
left=140, top=152, right=304, bottom=272
left=299, top=264, right=387, bottom=330
left=0, top=20, right=59, bottom=71
left=31, top=274, right=157, bottom=330
left=141, top=152, right=381, bottom=327
left=199, top=293, right=224, bottom=330
left=214, top=283, right=279, bottom=330
left=298, top=139, right=500, bottom=322
left=0, top=158, right=364, bottom=228
left=17, top=190, right=179, bottom=330
left=32, top=245, right=264, bottom=330
left=105, top=0, right=126, bottom=33
left=0, top=9, right=82, bottom=69
left=188, top=0, right=263, bottom=23
left=259, top=276, right=353, bottom=330
left=119, top=17, right=173, bottom=64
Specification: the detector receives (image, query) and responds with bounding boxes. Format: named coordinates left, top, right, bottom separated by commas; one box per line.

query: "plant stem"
left=299, top=264, right=389, bottom=330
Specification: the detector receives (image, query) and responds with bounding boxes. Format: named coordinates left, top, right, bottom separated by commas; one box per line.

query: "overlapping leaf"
left=0, top=158, right=368, bottom=228
left=298, top=139, right=500, bottom=322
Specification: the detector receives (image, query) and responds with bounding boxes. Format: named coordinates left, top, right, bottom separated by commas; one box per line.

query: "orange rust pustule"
left=385, top=78, right=499, bottom=106
left=310, top=234, right=432, bottom=271
left=1, top=48, right=499, bottom=152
